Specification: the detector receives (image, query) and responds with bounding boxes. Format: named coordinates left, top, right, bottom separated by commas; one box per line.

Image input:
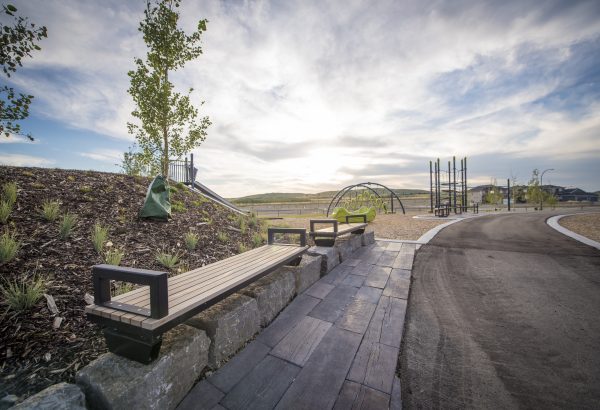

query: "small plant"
left=248, top=213, right=259, bottom=228
left=156, top=251, right=180, bottom=269
left=2, top=182, right=17, bottom=206
left=177, top=262, right=190, bottom=274
left=217, top=232, right=228, bottom=243
left=238, top=243, right=249, bottom=253
left=104, top=248, right=124, bottom=266
left=184, top=231, right=199, bottom=251
left=79, top=186, right=92, bottom=194
left=91, top=223, right=109, bottom=254
left=251, top=232, right=263, bottom=248
left=176, top=181, right=186, bottom=190
left=66, top=175, right=76, bottom=182
left=31, top=182, right=45, bottom=189
left=0, top=230, right=20, bottom=264
left=168, top=185, right=179, bottom=194
left=237, top=215, right=247, bottom=234
left=112, top=281, right=134, bottom=297
left=40, top=200, right=60, bottom=221
left=0, top=275, right=45, bottom=312
left=59, top=213, right=76, bottom=239
left=171, top=200, right=186, bottom=213
left=0, top=200, right=11, bottom=224
left=21, top=171, right=34, bottom=177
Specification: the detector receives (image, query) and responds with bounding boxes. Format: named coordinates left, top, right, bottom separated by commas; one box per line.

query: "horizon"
left=1, top=0, right=600, bottom=196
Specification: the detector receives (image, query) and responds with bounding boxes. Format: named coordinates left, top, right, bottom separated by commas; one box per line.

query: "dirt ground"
left=559, top=212, right=600, bottom=242
left=267, top=212, right=449, bottom=241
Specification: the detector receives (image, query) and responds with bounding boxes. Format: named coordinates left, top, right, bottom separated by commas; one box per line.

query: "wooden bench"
left=85, top=228, right=308, bottom=364
left=434, top=205, right=450, bottom=217
left=309, top=215, right=368, bottom=246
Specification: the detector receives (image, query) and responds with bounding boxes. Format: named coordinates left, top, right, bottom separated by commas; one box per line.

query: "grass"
left=0, top=200, right=11, bottom=224
left=59, top=213, right=76, bottom=239
left=79, top=186, right=92, bottom=194
left=248, top=213, right=259, bottom=228
left=0, top=275, right=45, bottom=312
left=0, top=230, right=20, bottom=264
left=104, top=248, right=124, bottom=266
left=237, top=215, right=247, bottom=234
left=238, top=243, right=249, bottom=253
left=171, top=200, right=186, bottom=213
left=217, top=232, right=228, bottom=243
left=251, top=232, right=263, bottom=248
left=40, top=200, right=60, bottom=221
left=91, top=223, right=109, bottom=254
left=156, top=251, right=180, bottom=269
left=184, top=231, right=199, bottom=251
left=2, top=182, right=17, bottom=206
left=111, top=281, right=134, bottom=297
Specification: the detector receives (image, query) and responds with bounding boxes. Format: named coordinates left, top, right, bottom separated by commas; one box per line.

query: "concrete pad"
left=347, top=341, right=399, bottom=394
left=305, top=281, right=335, bottom=299
left=271, top=316, right=332, bottom=366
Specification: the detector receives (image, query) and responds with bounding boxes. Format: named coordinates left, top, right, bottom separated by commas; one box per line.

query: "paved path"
left=178, top=241, right=414, bottom=410
left=401, top=212, right=600, bottom=409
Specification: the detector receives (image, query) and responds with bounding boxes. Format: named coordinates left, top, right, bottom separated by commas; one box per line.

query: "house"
left=469, top=185, right=508, bottom=203
left=555, top=187, right=598, bottom=202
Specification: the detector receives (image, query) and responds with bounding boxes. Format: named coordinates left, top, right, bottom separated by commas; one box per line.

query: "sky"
left=1, top=0, right=599, bottom=197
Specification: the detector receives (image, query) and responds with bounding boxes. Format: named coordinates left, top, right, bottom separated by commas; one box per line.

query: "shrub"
left=0, top=230, right=20, bottom=264
left=0, top=275, right=45, bottom=312
left=59, top=213, right=76, bottom=239
left=171, top=200, right=186, bottom=213
left=21, top=171, right=34, bottom=177
left=112, top=281, right=134, bottom=297
left=184, top=231, right=199, bottom=251
left=176, top=181, right=186, bottom=190
left=238, top=243, right=249, bottom=253
left=251, top=232, right=263, bottom=248
left=2, top=182, right=17, bottom=206
left=237, top=215, right=247, bottom=234
left=156, top=251, right=179, bottom=269
left=217, top=232, right=228, bottom=243
left=40, top=200, right=60, bottom=221
left=66, top=175, right=76, bottom=182
left=0, top=200, right=11, bottom=224
left=104, top=248, right=124, bottom=266
left=168, top=185, right=179, bottom=194
left=91, top=223, right=109, bottom=254
left=248, top=213, right=259, bottom=228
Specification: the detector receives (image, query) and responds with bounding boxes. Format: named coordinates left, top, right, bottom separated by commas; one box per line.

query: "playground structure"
left=326, top=182, right=406, bottom=217
left=169, top=154, right=248, bottom=216
left=429, top=156, right=474, bottom=216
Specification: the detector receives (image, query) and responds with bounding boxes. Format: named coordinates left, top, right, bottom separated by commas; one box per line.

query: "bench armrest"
left=268, top=228, right=307, bottom=246
left=345, top=214, right=367, bottom=224
left=93, top=264, right=169, bottom=319
left=309, top=219, right=338, bottom=233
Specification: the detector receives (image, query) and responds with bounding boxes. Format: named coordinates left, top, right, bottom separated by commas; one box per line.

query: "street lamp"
left=540, top=168, right=554, bottom=210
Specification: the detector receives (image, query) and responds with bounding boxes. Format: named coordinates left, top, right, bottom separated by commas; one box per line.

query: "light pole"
left=540, top=168, right=554, bottom=210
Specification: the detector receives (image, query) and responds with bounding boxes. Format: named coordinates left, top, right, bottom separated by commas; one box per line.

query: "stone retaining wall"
left=20, top=233, right=376, bottom=409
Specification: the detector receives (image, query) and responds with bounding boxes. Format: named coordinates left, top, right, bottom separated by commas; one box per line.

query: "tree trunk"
left=162, top=67, right=169, bottom=179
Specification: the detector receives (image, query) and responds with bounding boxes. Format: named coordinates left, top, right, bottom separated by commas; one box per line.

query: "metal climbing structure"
left=429, top=156, right=474, bottom=216
left=326, top=182, right=406, bottom=217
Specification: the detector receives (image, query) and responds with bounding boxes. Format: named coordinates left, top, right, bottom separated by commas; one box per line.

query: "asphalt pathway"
left=401, top=212, right=600, bottom=409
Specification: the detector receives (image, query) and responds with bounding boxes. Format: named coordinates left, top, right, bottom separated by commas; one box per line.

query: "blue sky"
left=1, top=0, right=599, bottom=197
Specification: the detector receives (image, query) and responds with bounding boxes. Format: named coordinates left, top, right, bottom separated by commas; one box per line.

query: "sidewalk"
left=178, top=241, right=415, bottom=410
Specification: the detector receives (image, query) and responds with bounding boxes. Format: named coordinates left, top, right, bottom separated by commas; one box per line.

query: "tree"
left=0, top=4, right=47, bottom=140
left=527, top=169, right=543, bottom=204
left=127, top=0, right=210, bottom=179
left=484, top=179, right=503, bottom=205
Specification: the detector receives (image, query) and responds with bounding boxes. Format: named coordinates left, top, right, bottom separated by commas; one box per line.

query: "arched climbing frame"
left=326, top=182, right=406, bottom=216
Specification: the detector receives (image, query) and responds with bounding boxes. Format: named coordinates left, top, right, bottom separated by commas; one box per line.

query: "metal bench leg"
left=314, top=237, right=335, bottom=247
left=104, top=328, right=162, bottom=364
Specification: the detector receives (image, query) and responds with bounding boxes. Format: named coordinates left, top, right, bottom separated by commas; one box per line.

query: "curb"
left=546, top=213, right=600, bottom=251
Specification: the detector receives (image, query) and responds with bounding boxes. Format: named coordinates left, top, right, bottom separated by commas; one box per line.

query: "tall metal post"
left=190, top=153, right=195, bottom=184
left=453, top=156, right=457, bottom=213
left=429, top=161, right=433, bottom=213
left=464, top=157, right=468, bottom=207
left=437, top=158, right=441, bottom=208
left=507, top=178, right=511, bottom=212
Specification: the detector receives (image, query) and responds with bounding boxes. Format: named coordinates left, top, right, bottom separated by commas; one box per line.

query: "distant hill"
left=230, top=188, right=429, bottom=204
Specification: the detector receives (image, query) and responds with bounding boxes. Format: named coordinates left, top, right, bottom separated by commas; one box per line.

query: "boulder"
left=13, top=383, right=85, bottom=410
left=76, top=325, right=209, bottom=410
left=307, top=246, right=339, bottom=275
left=240, top=269, right=295, bottom=327
left=361, top=231, right=375, bottom=246
left=186, top=294, right=260, bottom=368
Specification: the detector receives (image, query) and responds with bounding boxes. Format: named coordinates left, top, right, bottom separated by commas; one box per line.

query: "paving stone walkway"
left=178, top=241, right=416, bottom=410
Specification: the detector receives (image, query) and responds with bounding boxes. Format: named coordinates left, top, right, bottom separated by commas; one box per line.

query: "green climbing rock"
left=139, top=176, right=171, bottom=220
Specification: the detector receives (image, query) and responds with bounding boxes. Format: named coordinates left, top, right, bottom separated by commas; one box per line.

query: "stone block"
left=76, top=325, right=209, bottom=410
left=239, top=269, right=295, bottom=327
left=186, top=294, right=260, bottom=369
left=282, top=254, right=322, bottom=293
left=334, top=238, right=353, bottom=262
left=307, top=246, right=339, bottom=275
left=13, top=383, right=85, bottom=410
left=361, top=231, right=375, bottom=246
left=348, top=234, right=363, bottom=252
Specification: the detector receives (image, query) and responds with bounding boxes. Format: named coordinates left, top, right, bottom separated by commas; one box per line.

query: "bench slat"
left=311, top=223, right=367, bottom=237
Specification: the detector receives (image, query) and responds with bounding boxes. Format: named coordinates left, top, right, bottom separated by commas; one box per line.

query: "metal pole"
left=190, top=153, right=195, bottom=184
left=429, top=160, right=433, bottom=213
left=437, top=158, right=441, bottom=208
left=507, top=178, right=511, bottom=212
left=539, top=168, right=554, bottom=211
left=448, top=160, right=451, bottom=207
left=453, top=156, right=457, bottom=213
left=464, top=157, right=468, bottom=208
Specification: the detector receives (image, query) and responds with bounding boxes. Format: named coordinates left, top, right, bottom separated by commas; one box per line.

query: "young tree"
left=484, top=179, right=503, bottom=205
left=127, top=0, right=211, bottom=179
left=0, top=4, right=47, bottom=140
left=527, top=169, right=543, bottom=205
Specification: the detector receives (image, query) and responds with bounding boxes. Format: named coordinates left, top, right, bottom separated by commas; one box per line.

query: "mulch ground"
left=0, top=166, right=264, bottom=401
left=559, top=212, right=600, bottom=243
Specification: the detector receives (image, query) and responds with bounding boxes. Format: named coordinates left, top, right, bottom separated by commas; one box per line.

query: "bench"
left=309, top=215, right=368, bottom=246
left=434, top=205, right=450, bottom=217
left=85, top=228, right=308, bottom=364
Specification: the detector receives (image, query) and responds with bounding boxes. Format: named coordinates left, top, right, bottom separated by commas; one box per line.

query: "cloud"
left=80, top=149, right=124, bottom=163
left=0, top=135, right=38, bottom=144
left=5, top=0, right=600, bottom=195
left=0, top=154, right=55, bottom=167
